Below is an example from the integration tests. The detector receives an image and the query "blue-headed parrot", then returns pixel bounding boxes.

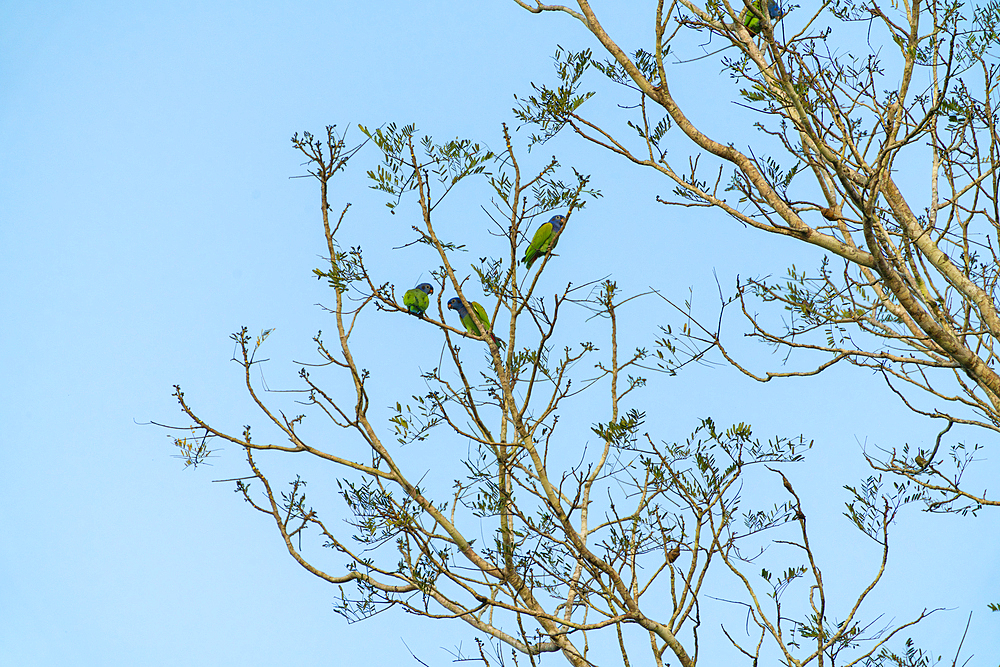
[743,0,783,35]
[447,297,504,349]
[522,214,566,270]
[403,283,434,317]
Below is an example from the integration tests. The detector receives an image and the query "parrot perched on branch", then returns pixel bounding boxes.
[403,283,434,317]
[447,297,504,349]
[743,0,783,35]
[522,214,566,270]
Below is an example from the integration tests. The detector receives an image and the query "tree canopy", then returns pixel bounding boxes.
[167,1,1000,665]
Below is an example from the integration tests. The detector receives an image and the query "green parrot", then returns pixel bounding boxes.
[522,214,566,270]
[403,283,434,317]
[743,0,783,35]
[447,297,505,349]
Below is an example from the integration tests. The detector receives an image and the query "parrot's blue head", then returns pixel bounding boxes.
[447,297,464,312]
[416,283,434,295]
[767,0,783,18]
[550,214,566,230]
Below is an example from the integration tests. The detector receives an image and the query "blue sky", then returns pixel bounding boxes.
[2,1,998,665]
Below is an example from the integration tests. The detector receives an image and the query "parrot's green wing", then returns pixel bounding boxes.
[403,288,430,316]
[457,301,505,349]
[471,302,491,333]
[522,221,554,269]
[743,0,782,34]
[744,0,762,32]
[472,302,505,349]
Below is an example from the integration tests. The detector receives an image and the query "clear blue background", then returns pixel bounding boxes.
[3,2,997,664]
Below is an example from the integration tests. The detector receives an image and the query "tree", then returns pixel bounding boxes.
[166,123,954,667]
[163,0,1000,664]
[511,0,1000,514]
